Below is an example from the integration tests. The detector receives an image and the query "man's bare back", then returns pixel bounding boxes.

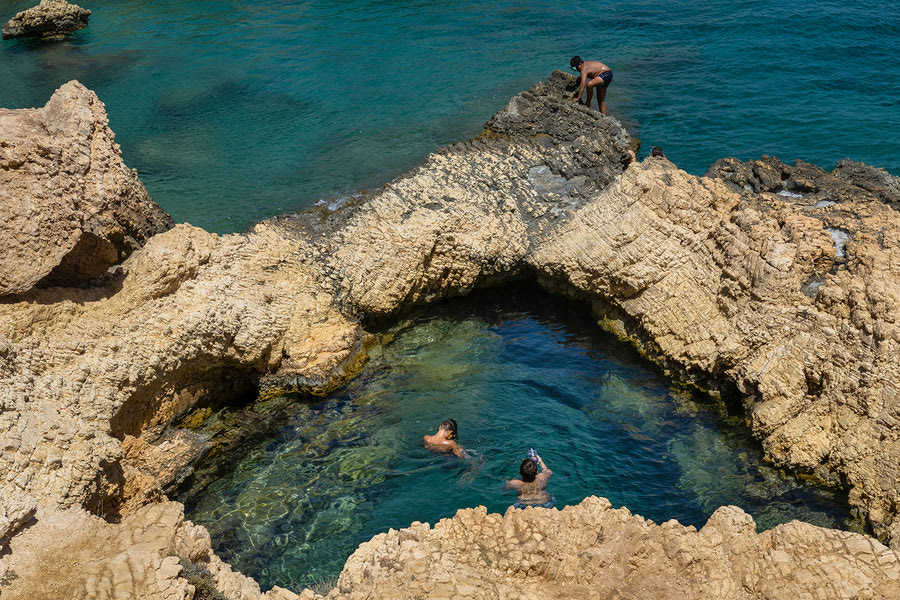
[580,60,610,81]
[423,418,465,457]
[570,55,613,115]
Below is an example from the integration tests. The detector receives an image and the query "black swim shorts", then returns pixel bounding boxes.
[598,70,613,86]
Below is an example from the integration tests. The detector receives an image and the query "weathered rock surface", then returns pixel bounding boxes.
[707,154,900,208]
[3,72,900,598]
[0,220,364,517]
[832,159,900,208]
[0,80,173,296]
[329,498,900,600]
[0,485,36,553]
[2,0,91,40]
[0,499,300,600]
[2,496,899,600]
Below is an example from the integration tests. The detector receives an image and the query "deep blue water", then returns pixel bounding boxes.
[1,0,897,233]
[183,290,851,591]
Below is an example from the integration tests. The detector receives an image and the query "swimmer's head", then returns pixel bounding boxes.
[651,146,665,157]
[519,458,538,483]
[570,56,583,71]
[440,418,458,439]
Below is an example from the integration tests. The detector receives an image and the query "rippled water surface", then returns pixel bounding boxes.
[182,289,851,591]
[2,0,897,232]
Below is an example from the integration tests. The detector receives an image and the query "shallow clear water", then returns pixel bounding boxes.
[183,290,851,591]
[2,0,897,232]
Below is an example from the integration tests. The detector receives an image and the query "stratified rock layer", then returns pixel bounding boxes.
[332,498,900,600]
[2,72,900,598]
[2,0,91,40]
[0,80,173,296]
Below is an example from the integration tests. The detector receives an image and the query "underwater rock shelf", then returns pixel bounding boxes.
[2,72,900,598]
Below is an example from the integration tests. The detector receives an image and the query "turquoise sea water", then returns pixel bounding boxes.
[181,289,851,591]
[1,0,898,233]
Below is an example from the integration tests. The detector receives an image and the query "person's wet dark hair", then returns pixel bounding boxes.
[651,146,665,158]
[441,418,458,439]
[570,55,583,70]
[519,458,537,482]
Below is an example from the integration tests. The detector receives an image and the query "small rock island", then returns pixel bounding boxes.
[2,0,91,40]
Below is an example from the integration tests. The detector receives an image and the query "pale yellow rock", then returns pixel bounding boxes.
[0,80,172,295]
[3,73,900,600]
[328,499,900,600]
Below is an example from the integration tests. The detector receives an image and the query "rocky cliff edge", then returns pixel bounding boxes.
[2,73,900,598]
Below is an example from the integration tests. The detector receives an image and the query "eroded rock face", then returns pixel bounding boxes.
[833,158,900,208]
[0,80,173,296]
[0,221,365,517]
[3,74,900,598]
[0,485,36,554]
[331,498,900,600]
[707,154,900,208]
[2,0,91,40]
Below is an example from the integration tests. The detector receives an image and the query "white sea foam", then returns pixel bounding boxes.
[826,228,850,258]
[315,193,361,212]
[801,278,824,298]
[528,165,583,198]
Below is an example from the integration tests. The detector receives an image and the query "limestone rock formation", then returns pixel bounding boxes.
[833,158,900,208]
[707,154,900,207]
[0,499,300,600]
[0,485,36,554]
[2,0,91,40]
[532,156,900,548]
[0,220,364,518]
[330,498,900,600]
[3,496,898,600]
[0,80,173,296]
[3,73,900,598]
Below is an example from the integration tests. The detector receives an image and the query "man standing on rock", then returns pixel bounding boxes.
[570,55,612,115]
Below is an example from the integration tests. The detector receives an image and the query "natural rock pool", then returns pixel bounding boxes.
[180,287,852,591]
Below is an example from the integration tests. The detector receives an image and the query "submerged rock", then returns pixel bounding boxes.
[2,0,91,40]
[2,73,900,598]
[0,80,173,296]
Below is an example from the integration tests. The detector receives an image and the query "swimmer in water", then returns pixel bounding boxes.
[423,418,465,458]
[504,452,554,509]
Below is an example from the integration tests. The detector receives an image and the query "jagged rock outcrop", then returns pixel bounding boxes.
[0,80,173,296]
[0,221,365,517]
[3,73,900,598]
[0,500,300,600]
[0,485,36,556]
[329,498,900,600]
[707,154,900,208]
[2,0,91,40]
[3,496,898,600]
[833,159,900,208]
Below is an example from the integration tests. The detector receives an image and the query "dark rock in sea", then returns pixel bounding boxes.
[833,158,900,209]
[706,154,897,207]
[2,0,91,41]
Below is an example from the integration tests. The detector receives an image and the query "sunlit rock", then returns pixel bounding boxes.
[0,80,172,296]
[2,72,900,598]
[2,0,91,40]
